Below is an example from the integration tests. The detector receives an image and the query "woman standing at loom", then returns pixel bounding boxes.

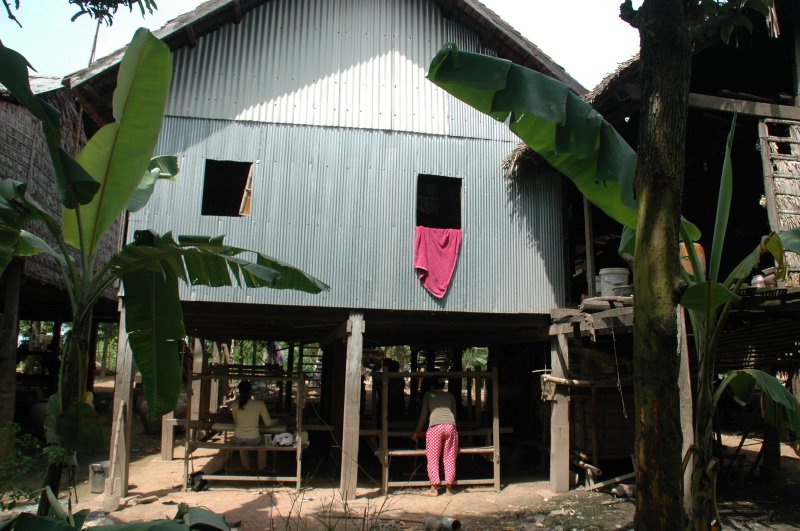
[413,378,458,496]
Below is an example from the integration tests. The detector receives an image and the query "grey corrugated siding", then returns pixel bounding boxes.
[166,0,515,141]
[131,117,564,314]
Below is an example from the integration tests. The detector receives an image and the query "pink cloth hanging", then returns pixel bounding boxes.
[414,226,463,298]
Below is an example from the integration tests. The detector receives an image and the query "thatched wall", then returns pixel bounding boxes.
[0,87,119,301]
[763,120,800,287]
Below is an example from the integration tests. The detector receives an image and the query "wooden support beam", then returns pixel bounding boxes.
[339,311,364,500]
[627,83,800,120]
[0,260,21,463]
[549,334,570,493]
[106,302,134,504]
[583,196,596,298]
[190,338,203,421]
[491,366,501,492]
[209,342,221,413]
[678,309,694,515]
[161,409,175,461]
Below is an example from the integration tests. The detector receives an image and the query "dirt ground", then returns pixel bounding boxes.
[10,378,800,530]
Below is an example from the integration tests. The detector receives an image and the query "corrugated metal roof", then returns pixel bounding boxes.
[66,0,585,126]
[132,116,565,314]
[163,0,515,140]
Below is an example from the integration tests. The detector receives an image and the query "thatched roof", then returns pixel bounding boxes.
[65,0,585,126]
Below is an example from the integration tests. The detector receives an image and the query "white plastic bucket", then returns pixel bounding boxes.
[599,268,630,297]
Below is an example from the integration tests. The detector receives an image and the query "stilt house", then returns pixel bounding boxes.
[66,0,586,497]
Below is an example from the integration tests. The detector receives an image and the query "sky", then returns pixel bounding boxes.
[0,0,640,90]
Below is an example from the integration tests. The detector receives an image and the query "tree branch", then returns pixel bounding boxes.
[688,10,738,42]
[620,0,639,29]
[2,0,21,28]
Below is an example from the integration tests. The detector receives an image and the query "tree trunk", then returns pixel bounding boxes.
[0,259,22,463]
[38,314,93,515]
[631,1,690,528]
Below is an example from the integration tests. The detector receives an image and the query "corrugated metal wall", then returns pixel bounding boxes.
[166,0,516,140]
[133,116,565,314]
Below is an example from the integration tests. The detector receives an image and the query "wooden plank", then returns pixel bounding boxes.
[583,471,635,491]
[678,309,694,514]
[190,442,304,451]
[209,342,221,413]
[339,311,364,500]
[381,446,493,457]
[688,93,800,121]
[295,370,304,491]
[190,338,203,421]
[0,260,21,463]
[491,366,500,492]
[381,369,389,494]
[627,83,800,120]
[108,303,134,498]
[204,475,299,482]
[387,478,496,488]
[161,410,175,461]
[550,334,570,493]
[103,401,127,511]
[583,196,596,297]
[548,307,635,336]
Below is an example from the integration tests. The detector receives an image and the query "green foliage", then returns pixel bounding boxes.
[463,347,488,370]
[67,0,158,24]
[0,29,329,441]
[63,30,172,263]
[0,502,230,530]
[2,0,158,27]
[126,156,178,213]
[0,423,44,511]
[426,43,700,241]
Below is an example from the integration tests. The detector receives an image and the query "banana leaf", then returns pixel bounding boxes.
[62,28,172,260]
[426,44,700,239]
[55,402,105,452]
[714,369,800,436]
[0,179,65,273]
[115,231,329,416]
[122,268,184,419]
[126,155,180,212]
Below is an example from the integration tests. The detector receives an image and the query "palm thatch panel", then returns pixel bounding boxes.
[762,119,800,287]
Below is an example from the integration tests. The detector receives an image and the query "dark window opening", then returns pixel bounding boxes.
[201,159,253,216]
[416,174,462,229]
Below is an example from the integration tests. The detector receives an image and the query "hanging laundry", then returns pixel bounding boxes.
[414,226,463,298]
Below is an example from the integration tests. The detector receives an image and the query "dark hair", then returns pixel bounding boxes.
[422,377,445,393]
[238,380,252,409]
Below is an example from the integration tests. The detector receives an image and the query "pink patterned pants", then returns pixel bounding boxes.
[425,423,458,485]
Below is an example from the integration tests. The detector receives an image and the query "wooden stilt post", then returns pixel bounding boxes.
[105,301,134,506]
[339,311,364,500]
[381,369,389,494]
[209,342,221,413]
[0,259,21,463]
[191,338,203,422]
[491,366,501,492]
[678,309,694,514]
[550,333,570,493]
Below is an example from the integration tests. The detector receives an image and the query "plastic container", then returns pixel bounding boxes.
[599,268,630,297]
[89,460,110,493]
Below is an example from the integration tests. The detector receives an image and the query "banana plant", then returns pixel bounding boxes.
[0,28,328,506]
[426,45,800,526]
[677,115,800,528]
